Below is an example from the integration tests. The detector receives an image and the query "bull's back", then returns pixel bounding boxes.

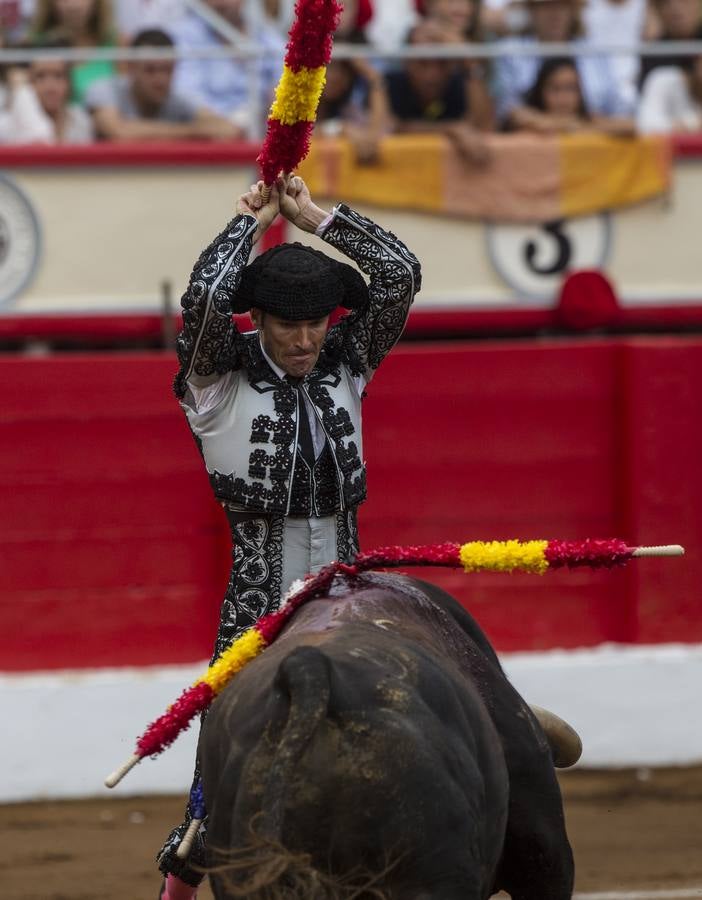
[201,594,510,898]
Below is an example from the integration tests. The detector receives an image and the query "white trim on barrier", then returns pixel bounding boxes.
[501,643,702,769]
[4,38,702,63]
[573,890,702,899]
[497,890,702,899]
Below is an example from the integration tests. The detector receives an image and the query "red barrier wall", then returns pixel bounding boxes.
[2,336,700,672]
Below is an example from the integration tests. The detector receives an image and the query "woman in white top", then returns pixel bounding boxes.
[0,56,94,143]
[637,57,702,132]
[0,67,54,143]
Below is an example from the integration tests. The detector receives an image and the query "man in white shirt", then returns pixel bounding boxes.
[86,28,238,141]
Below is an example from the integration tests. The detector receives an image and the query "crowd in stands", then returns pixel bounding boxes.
[1,0,702,147]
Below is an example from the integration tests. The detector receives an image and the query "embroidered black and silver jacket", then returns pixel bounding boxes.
[159,205,422,883]
[173,204,421,517]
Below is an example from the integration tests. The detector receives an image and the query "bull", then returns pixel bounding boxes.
[199,573,577,899]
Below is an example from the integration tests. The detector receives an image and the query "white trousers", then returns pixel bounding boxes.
[281,515,338,597]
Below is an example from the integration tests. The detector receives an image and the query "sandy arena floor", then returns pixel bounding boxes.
[2,766,702,900]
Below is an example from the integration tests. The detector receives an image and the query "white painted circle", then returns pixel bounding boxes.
[0,176,41,307]
[485,214,612,303]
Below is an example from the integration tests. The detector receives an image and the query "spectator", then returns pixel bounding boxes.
[422,0,496,116]
[86,27,238,140]
[479,0,529,37]
[1,0,35,42]
[332,0,374,41]
[520,56,589,127]
[639,0,702,87]
[493,0,634,128]
[28,53,94,140]
[423,0,480,39]
[170,0,284,133]
[385,19,493,164]
[638,54,702,132]
[0,64,54,142]
[317,56,390,162]
[515,56,635,134]
[113,0,186,40]
[582,0,649,110]
[263,0,374,41]
[365,0,417,51]
[29,0,122,103]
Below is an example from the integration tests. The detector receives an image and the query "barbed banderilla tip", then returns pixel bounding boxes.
[632,544,685,558]
[104,753,141,788]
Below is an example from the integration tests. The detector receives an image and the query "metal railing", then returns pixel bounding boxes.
[3,38,702,63]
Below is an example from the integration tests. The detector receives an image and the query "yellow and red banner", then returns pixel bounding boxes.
[298,133,671,223]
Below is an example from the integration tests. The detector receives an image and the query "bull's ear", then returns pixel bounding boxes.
[530,705,583,768]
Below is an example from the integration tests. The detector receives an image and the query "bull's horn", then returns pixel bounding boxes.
[529,705,583,768]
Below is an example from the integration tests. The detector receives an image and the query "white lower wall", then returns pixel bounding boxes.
[3,664,203,803]
[3,643,702,802]
[502,643,702,768]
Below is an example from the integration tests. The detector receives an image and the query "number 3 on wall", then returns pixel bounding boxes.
[485,213,612,302]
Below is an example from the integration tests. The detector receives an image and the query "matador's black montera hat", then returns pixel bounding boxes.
[234,242,369,320]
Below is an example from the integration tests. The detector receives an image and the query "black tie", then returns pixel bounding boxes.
[287,377,316,469]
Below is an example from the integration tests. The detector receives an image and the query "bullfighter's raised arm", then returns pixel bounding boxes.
[174,185,282,397]
[319,204,422,377]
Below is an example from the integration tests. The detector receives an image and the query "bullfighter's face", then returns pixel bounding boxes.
[252,310,330,379]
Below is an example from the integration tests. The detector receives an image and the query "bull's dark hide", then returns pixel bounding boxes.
[200,574,574,900]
